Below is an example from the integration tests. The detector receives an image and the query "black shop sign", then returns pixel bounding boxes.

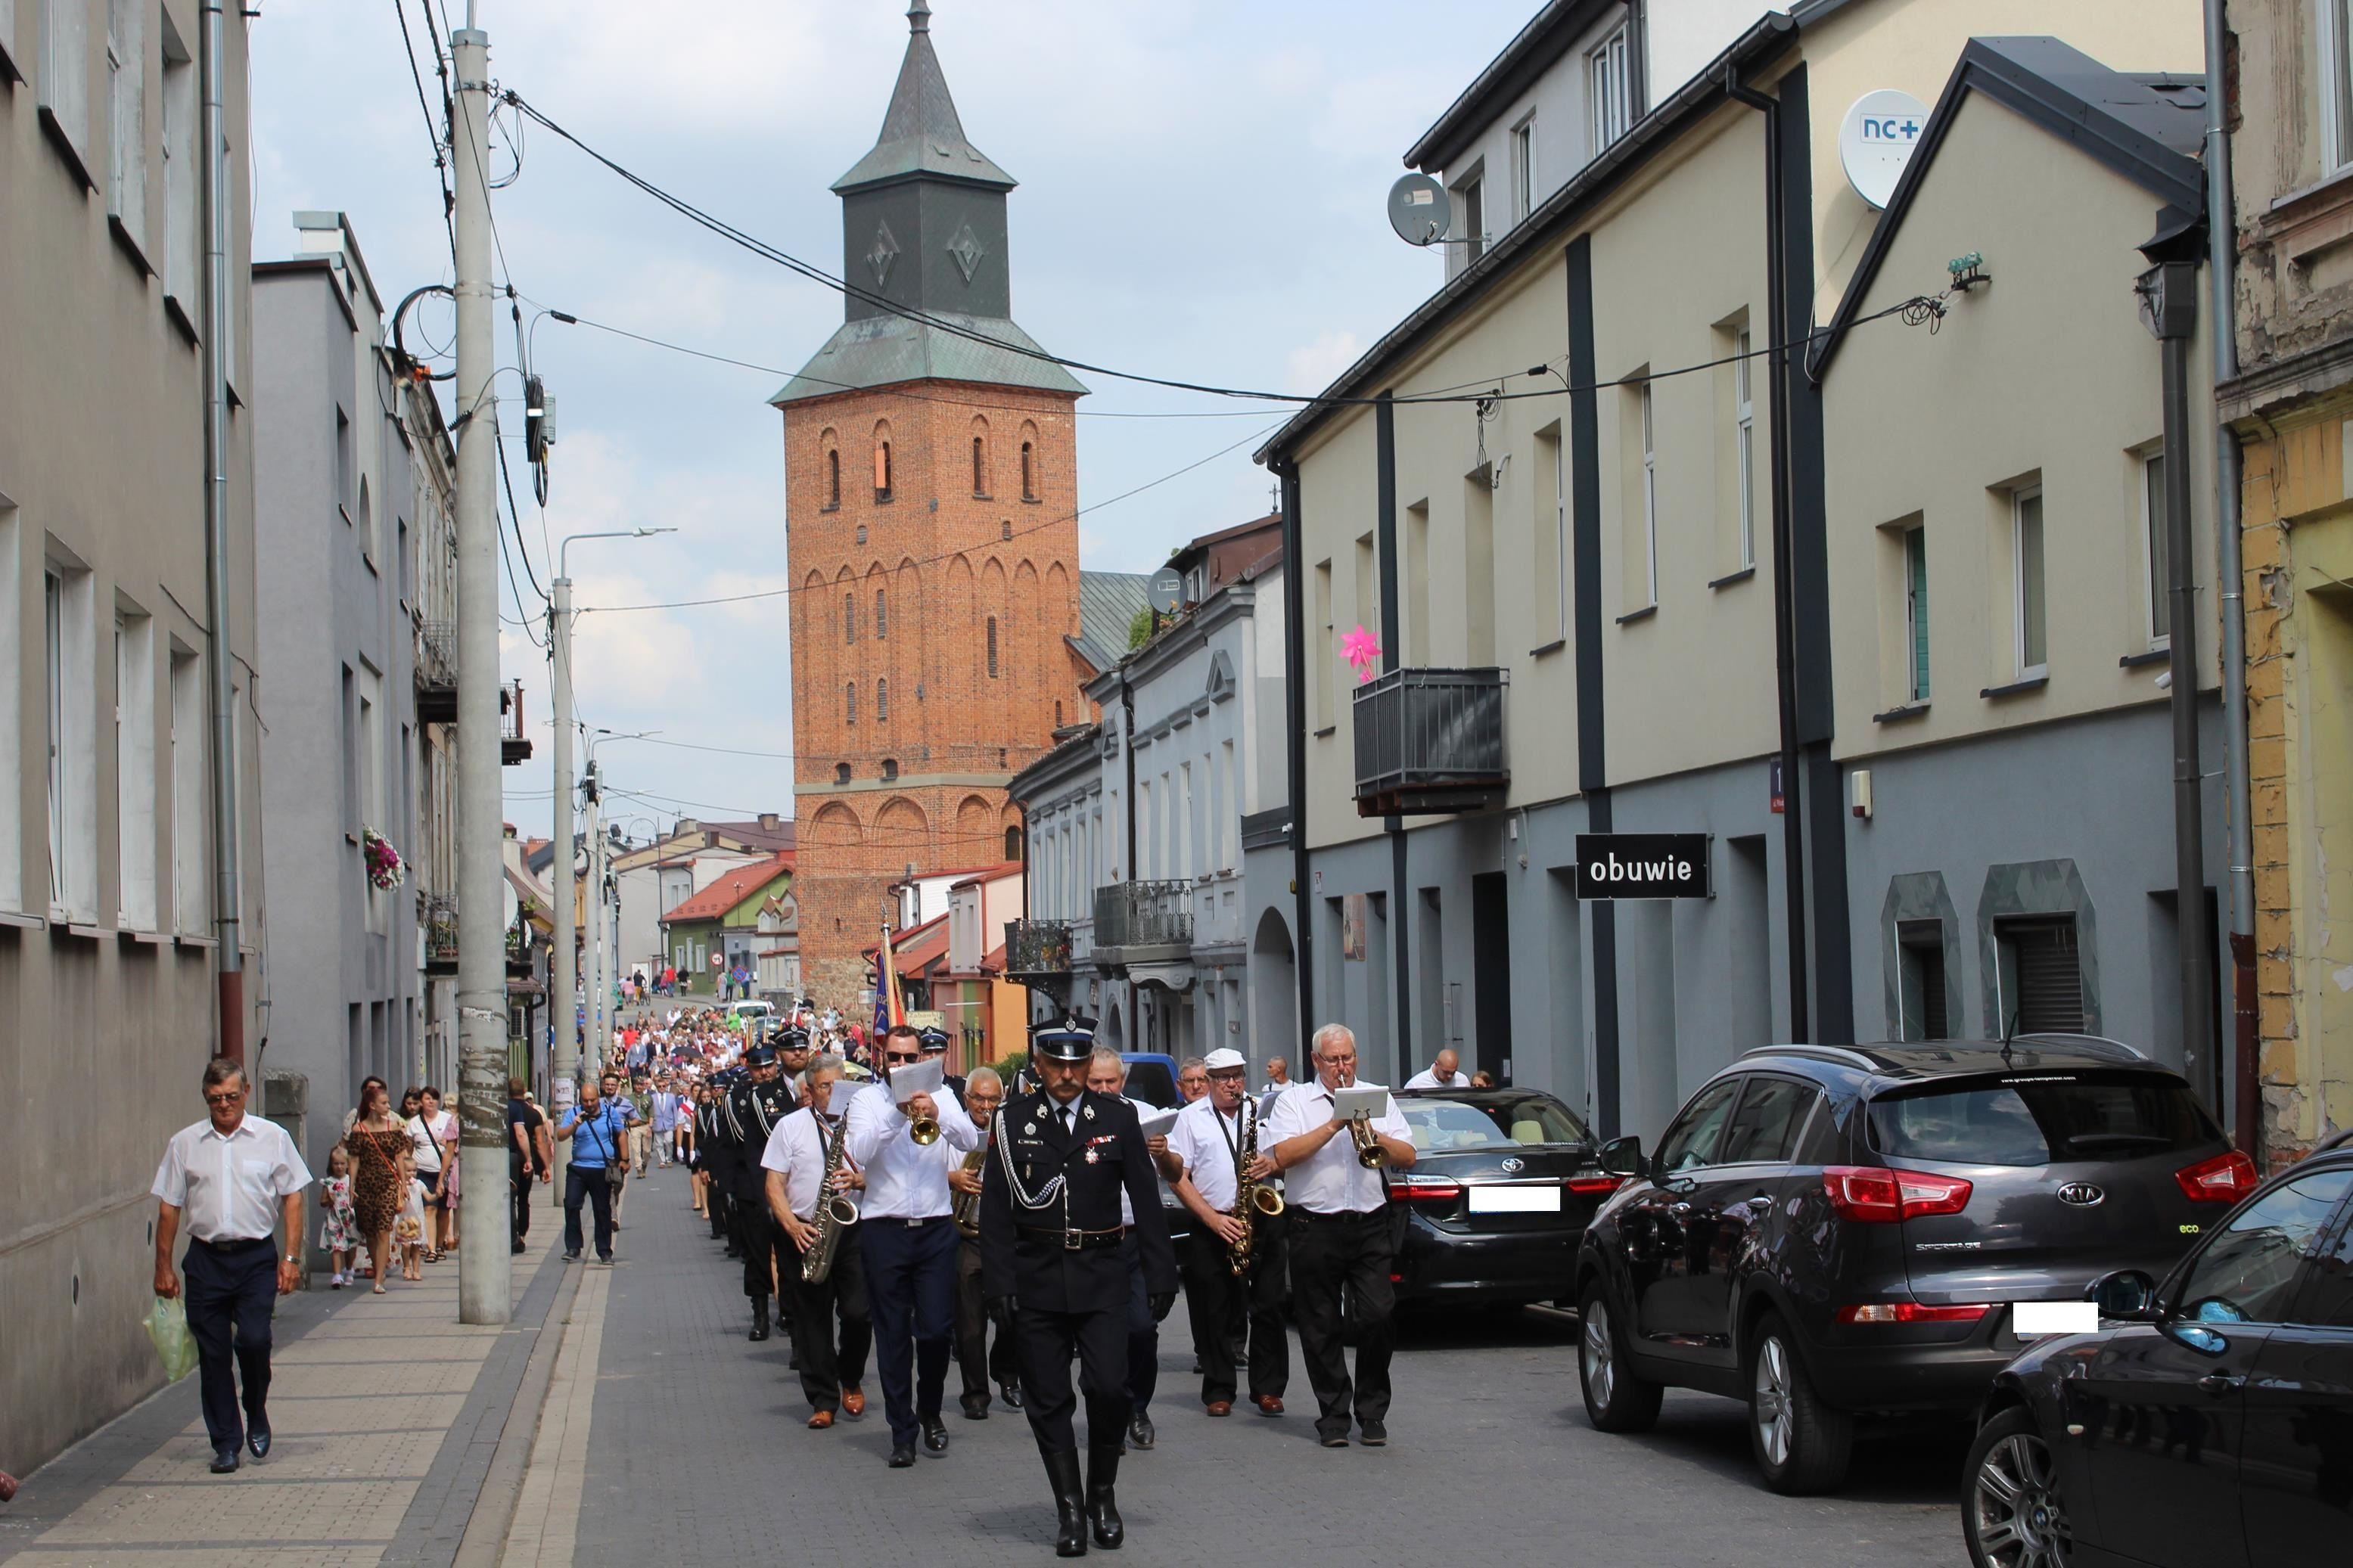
[1574,834,1712,900]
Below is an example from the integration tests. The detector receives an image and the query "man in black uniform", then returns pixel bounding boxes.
[726,1048,797,1341]
[918,1026,967,1099]
[706,1068,744,1252]
[980,1025,1178,1557]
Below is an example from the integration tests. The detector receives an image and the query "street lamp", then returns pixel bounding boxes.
[581,727,654,1073]
[546,524,672,1190]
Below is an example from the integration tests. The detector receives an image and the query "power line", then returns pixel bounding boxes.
[496,433,550,604]
[390,0,455,259]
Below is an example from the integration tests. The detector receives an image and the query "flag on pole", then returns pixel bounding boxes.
[875,924,905,1038]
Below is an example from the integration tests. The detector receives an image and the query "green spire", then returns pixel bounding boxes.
[832,2,1015,194]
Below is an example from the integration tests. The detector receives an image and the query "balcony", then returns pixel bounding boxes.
[500,679,533,765]
[423,892,458,975]
[1353,666,1509,817]
[1004,918,1074,983]
[415,620,457,724]
[1093,879,1193,970]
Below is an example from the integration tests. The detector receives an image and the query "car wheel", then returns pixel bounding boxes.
[1577,1284,1662,1433]
[1963,1407,2074,1568]
[1747,1312,1852,1494]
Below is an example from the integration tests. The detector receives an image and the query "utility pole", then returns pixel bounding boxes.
[583,765,603,1074]
[548,577,575,1195]
[452,17,509,1325]
[199,0,244,1061]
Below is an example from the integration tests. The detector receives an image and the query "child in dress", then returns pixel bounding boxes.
[321,1144,359,1287]
[396,1148,427,1281]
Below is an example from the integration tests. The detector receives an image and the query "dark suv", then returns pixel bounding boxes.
[1572,1039,2252,1494]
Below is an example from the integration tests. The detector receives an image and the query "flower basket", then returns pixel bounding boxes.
[361,827,406,891]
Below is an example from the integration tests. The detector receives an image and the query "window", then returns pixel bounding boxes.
[0,505,17,909]
[1655,1076,1744,1173]
[874,439,892,501]
[2324,0,2353,172]
[880,757,897,781]
[335,408,354,518]
[1904,524,1930,702]
[171,647,204,930]
[45,559,96,918]
[1313,559,1334,725]
[1054,700,1064,728]
[844,591,856,644]
[1717,1077,1819,1165]
[1006,824,1023,861]
[1735,328,1756,570]
[1868,1073,2220,1168]
[39,0,91,165]
[1456,176,1484,263]
[115,608,157,927]
[875,587,887,640]
[825,447,841,508]
[1896,921,1948,1039]
[844,682,856,724]
[1510,116,1536,222]
[1590,22,1631,151]
[1020,441,1036,501]
[2172,1170,2352,1324]
[1994,914,2081,1036]
[2143,452,2172,646]
[160,11,197,309]
[834,761,851,784]
[1638,380,1658,607]
[2013,486,2047,676]
[875,678,887,723]
[106,0,145,250]
[986,616,999,677]
[972,435,987,496]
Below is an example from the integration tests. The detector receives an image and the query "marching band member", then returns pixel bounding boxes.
[726,1046,796,1342]
[762,1053,870,1429]
[947,1065,1021,1418]
[1083,1048,1164,1452]
[1164,1047,1289,1417]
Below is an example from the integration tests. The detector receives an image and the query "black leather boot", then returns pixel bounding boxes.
[748,1296,769,1342]
[1085,1443,1124,1549]
[1044,1448,1087,1557]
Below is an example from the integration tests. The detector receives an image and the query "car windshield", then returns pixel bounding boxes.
[1399,1094,1590,1151]
[1867,1072,2217,1167]
[1122,1061,1177,1110]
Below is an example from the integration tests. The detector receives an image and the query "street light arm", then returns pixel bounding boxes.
[558,527,677,579]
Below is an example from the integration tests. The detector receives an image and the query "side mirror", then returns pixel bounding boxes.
[1599,1135,1649,1179]
[2089,1268,2159,1321]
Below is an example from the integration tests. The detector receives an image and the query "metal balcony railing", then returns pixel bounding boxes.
[423,892,458,971]
[1004,918,1073,980]
[1093,879,1193,957]
[1353,666,1509,816]
[500,679,533,765]
[415,621,458,722]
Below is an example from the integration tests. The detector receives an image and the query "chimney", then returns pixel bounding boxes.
[760,812,781,831]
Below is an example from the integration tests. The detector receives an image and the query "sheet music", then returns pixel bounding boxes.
[887,1057,946,1104]
[1332,1084,1391,1121]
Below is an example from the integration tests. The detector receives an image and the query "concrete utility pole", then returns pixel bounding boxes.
[548,574,575,1194]
[451,18,509,1325]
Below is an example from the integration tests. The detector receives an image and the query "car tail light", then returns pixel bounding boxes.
[1565,1175,1624,1196]
[1822,1166,1973,1223]
[2175,1149,2258,1204]
[1389,1177,1462,1203]
[1835,1302,1991,1325]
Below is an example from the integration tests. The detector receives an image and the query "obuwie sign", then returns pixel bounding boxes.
[1574,833,1712,900]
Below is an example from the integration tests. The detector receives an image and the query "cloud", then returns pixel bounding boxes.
[1286,329,1363,394]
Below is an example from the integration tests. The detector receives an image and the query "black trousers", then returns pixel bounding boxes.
[182,1237,277,1452]
[1121,1232,1158,1417]
[859,1217,958,1445]
[735,1196,783,1302]
[1287,1208,1395,1437]
[954,1238,1019,1405]
[785,1229,872,1412]
[509,1153,533,1244]
[1016,1298,1130,1458]
[1182,1224,1290,1405]
[563,1165,614,1258]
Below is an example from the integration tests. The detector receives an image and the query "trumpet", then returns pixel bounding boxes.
[909,1110,941,1145]
[1347,1112,1390,1169]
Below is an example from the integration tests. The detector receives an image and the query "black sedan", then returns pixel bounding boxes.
[1963,1136,2353,1568]
[1391,1088,1620,1309]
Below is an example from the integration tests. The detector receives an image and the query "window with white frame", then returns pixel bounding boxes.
[45,555,96,919]
[105,0,144,248]
[1590,22,1632,153]
[2143,452,2173,646]
[1,2,20,80]
[2323,0,2353,172]
[160,13,196,309]
[0,504,16,910]
[171,644,206,933]
[39,0,90,165]
[1511,115,1536,222]
[1534,426,1567,641]
[1456,175,1485,263]
[115,607,157,927]
[1735,328,1757,571]
[2013,486,2048,678]
[1902,525,1930,703]
[1639,380,1659,607]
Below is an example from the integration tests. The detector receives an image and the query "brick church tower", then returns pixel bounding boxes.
[774,2,1096,1008]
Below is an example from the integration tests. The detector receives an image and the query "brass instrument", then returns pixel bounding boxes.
[800,1108,861,1285]
[909,1110,942,1145]
[1347,1111,1391,1169]
[952,1148,987,1239]
[1229,1106,1284,1276]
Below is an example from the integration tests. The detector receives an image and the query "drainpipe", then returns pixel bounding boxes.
[1279,461,1315,1056]
[2204,0,2259,1157]
[1121,669,1138,1049]
[1726,63,1811,1042]
[200,0,245,1060]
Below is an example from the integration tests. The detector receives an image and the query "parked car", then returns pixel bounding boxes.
[1391,1087,1620,1309]
[725,999,773,1029]
[1573,1038,2249,1494]
[1118,1052,1181,1112]
[1962,1138,2353,1568]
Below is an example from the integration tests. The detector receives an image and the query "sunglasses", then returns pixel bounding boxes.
[204,1089,244,1106]
[882,1051,922,1064]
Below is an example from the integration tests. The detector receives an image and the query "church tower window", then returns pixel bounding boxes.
[987,616,999,677]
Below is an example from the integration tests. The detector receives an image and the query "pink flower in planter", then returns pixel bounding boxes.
[1340,625,1382,685]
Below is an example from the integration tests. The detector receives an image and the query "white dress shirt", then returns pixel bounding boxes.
[844,1085,979,1219]
[1403,1068,1471,1091]
[151,1115,313,1242]
[1263,1079,1410,1215]
[1167,1096,1251,1212]
[760,1104,853,1221]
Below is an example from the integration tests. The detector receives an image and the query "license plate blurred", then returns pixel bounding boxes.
[1469,1186,1560,1215]
[2011,1301,2097,1338]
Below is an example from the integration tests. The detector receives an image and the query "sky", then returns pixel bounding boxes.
[249,0,1536,844]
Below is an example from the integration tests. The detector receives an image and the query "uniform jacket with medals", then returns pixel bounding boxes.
[978,1088,1178,1313]
[723,1079,795,1203]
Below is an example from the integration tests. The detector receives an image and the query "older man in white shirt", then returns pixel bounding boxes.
[1402,1048,1471,1091]
[151,1057,312,1473]
[1263,1023,1416,1449]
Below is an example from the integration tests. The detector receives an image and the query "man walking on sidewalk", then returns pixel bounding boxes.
[151,1057,311,1474]
[556,1073,630,1262]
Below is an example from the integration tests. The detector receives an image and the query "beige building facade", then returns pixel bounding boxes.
[0,0,266,1474]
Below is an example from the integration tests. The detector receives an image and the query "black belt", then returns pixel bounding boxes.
[191,1234,274,1253]
[867,1215,946,1229]
[1015,1224,1124,1253]
[1291,1207,1385,1224]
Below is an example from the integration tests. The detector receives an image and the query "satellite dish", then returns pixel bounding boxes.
[1148,566,1185,613]
[1839,88,1930,210]
[1388,172,1450,247]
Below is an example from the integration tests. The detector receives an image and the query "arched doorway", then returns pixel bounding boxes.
[1250,907,1297,1070]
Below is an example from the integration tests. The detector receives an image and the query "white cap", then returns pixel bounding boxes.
[1203,1048,1248,1071]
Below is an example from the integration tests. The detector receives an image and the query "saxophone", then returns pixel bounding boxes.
[800,1110,861,1285]
[1228,1105,1285,1277]
[952,1148,987,1239]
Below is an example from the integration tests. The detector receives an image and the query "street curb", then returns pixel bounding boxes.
[450,1253,585,1568]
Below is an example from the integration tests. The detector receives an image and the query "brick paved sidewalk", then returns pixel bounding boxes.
[0,1200,579,1568]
